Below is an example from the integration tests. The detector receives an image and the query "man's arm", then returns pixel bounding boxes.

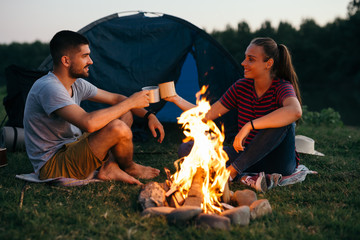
[67,88,165,142]
[88,88,127,105]
[54,90,150,133]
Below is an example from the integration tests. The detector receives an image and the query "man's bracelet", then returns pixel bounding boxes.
[144,111,155,120]
[250,119,256,130]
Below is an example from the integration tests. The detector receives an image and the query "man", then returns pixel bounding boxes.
[24,30,165,185]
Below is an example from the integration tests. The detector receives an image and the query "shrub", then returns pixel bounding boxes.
[300,105,343,127]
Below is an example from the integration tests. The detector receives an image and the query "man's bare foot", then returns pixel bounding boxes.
[125,163,160,179]
[98,161,142,185]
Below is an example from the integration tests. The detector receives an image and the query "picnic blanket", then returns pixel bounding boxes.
[277,164,317,186]
[15,171,102,187]
[238,164,317,189]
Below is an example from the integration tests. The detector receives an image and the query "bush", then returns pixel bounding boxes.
[300,105,343,127]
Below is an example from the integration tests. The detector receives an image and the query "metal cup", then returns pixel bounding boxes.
[142,86,160,103]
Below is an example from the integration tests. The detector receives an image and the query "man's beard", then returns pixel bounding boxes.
[69,64,90,79]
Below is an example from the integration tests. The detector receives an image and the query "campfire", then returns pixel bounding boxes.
[139,87,272,229]
[165,86,230,213]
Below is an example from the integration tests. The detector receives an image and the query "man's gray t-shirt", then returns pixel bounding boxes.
[23,72,97,173]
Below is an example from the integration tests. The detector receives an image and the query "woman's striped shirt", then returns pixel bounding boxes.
[220,78,297,146]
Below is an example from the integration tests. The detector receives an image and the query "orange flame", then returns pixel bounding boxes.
[171,86,230,214]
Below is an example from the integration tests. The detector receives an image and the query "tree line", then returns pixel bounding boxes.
[0,1,359,125]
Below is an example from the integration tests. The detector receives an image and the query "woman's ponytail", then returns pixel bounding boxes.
[277,44,302,105]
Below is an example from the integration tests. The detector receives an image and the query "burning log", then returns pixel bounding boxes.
[164,167,173,183]
[173,191,185,205]
[187,167,205,198]
[221,181,231,204]
[165,185,178,197]
[183,197,203,207]
[169,195,181,208]
[168,191,185,208]
[165,167,206,208]
[183,167,205,208]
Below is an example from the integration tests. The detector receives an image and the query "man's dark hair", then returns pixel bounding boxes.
[50,30,89,66]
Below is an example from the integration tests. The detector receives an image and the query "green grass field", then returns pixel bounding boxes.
[0,86,359,240]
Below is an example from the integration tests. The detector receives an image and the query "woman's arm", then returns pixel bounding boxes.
[204,101,230,121]
[165,94,230,122]
[233,96,302,152]
[251,97,302,130]
[164,94,196,111]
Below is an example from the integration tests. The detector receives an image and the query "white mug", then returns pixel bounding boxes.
[159,81,176,99]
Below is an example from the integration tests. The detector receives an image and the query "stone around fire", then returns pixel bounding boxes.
[141,207,175,217]
[250,199,272,220]
[166,206,202,225]
[231,189,257,207]
[138,182,167,210]
[196,213,231,230]
[221,206,250,226]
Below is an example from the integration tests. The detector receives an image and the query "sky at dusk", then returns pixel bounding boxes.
[0,0,351,44]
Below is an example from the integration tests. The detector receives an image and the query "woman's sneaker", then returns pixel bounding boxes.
[266,173,282,190]
[240,172,268,193]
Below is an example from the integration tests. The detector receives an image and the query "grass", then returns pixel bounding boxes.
[0,85,359,239]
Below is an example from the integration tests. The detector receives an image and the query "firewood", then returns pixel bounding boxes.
[165,185,178,197]
[169,194,181,208]
[183,196,202,207]
[187,167,205,198]
[221,181,231,204]
[183,167,205,207]
[164,167,172,183]
[174,191,185,206]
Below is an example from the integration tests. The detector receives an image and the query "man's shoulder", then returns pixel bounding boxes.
[31,72,61,91]
[73,78,94,88]
[33,72,55,85]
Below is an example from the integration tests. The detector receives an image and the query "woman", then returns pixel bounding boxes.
[166,37,302,192]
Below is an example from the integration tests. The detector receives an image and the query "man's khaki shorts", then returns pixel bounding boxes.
[39,133,108,180]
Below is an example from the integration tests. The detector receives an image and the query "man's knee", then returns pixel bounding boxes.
[120,111,133,128]
[106,119,133,141]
